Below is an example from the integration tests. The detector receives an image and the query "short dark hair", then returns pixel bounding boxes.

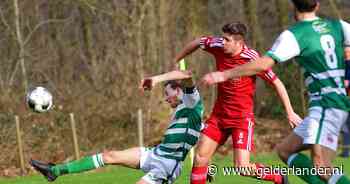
[221,22,247,40]
[291,0,318,13]
[164,80,181,89]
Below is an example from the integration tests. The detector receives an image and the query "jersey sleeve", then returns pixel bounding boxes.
[257,68,278,84]
[340,20,350,47]
[182,87,200,109]
[265,30,300,63]
[199,36,224,54]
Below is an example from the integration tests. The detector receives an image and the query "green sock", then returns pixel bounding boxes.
[51,153,104,176]
[287,153,325,184]
[329,175,350,184]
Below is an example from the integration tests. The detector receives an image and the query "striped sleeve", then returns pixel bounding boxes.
[257,68,277,84]
[340,20,350,47]
[199,36,224,53]
[240,46,260,60]
[241,46,277,84]
[265,30,300,63]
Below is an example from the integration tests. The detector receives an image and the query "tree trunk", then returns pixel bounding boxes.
[328,0,342,18]
[243,0,264,52]
[275,0,289,30]
[14,0,28,92]
[78,3,99,89]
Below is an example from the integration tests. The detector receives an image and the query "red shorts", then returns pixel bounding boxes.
[202,114,255,151]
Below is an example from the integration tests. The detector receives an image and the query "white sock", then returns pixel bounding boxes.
[287,153,298,167]
[328,174,343,184]
[92,153,105,168]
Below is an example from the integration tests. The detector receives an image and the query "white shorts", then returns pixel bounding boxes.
[139,147,182,184]
[294,107,348,151]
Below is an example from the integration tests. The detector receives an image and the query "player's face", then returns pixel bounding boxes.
[222,33,242,55]
[164,85,181,108]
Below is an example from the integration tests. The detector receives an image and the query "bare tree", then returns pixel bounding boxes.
[275,0,289,30]
[13,0,28,92]
[243,0,264,52]
[328,0,342,18]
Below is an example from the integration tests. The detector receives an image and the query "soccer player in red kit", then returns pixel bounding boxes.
[173,22,302,184]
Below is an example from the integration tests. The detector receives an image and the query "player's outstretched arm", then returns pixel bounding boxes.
[271,78,302,128]
[140,70,192,91]
[200,56,275,86]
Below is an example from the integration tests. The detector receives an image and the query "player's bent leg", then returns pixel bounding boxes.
[230,124,286,184]
[308,108,350,183]
[275,133,326,184]
[311,144,334,181]
[233,148,254,174]
[312,144,350,183]
[193,134,219,166]
[191,134,219,184]
[30,147,142,182]
[276,107,337,184]
[102,147,141,169]
[275,132,305,163]
[234,148,284,184]
[30,152,105,182]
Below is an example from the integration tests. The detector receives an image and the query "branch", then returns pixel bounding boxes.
[23,18,71,46]
[0,6,11,31]
[79,0,113,16]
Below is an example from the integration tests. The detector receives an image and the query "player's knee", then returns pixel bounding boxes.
[312,153,324,168]
[312,154,330,181]
[102,150,119,164]
[193,153,210,166]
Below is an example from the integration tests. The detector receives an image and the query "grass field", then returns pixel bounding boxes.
[1,153,349,184]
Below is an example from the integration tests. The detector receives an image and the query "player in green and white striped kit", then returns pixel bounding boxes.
[30,70,203,184]
[200,0,350,183]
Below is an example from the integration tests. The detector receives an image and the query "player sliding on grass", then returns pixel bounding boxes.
[173,22,301,184]
[201,0,350,183]
[30,70,204,184]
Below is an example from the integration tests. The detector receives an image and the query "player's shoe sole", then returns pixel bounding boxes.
[29,159,57,182]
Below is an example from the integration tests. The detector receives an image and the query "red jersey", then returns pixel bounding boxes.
[200,36,277,128]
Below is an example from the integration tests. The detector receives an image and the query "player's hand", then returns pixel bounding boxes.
[287,111,302,128]
[200,71,227,86]
[140,78,156,91]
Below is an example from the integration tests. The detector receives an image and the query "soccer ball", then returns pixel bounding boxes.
[26,87,53,113]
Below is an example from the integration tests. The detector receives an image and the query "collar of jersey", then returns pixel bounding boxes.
[300,16,320,22]
[175,103,186,113]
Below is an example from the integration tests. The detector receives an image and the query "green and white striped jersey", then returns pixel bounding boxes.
[155,87,204,161]
[266,17,350,110]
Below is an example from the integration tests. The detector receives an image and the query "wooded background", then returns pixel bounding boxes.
[0,0,350,174]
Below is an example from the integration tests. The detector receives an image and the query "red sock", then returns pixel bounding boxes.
[191,166,208,184]
[255,163,282,184]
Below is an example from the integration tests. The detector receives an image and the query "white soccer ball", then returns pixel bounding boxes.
[26,86,53,113]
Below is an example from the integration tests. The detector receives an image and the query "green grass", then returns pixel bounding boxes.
[1,153,349,184]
